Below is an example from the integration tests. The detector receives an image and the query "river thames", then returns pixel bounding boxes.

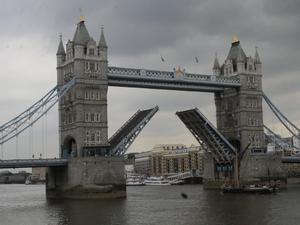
[1,184,300,225]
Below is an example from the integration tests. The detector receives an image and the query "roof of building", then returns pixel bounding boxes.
[254,47,261,64]
[56,35,66,55]
[73,21,91,45]
[226,41,247,63]
[99,26,107,48]
[213,54,220,69]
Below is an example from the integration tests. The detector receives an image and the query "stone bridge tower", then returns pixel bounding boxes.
[48,19,125,199]
[214,37,265,154]
[56,18,109,158]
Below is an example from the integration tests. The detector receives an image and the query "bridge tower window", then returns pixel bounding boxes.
[90,62,96,72]
[91,133,95,142]
[96,131,101,143]
[96,113,100,122]
[89,48,95,56]
[86,131,90,144]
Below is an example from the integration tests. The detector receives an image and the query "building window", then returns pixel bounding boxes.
[91,113,95,122]
[90,62,95,72]
[86,131,90,143]
[96,131,101,143]
[85,91,89,100]
[89,48,95,56]
[85,113,89,122]
[91,133,95,142]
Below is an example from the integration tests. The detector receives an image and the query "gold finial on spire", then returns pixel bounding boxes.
[79,8,85,22]
[232,34,239,43]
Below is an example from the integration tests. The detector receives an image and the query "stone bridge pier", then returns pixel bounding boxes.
[46,158,126,199]
[47,19,126,199]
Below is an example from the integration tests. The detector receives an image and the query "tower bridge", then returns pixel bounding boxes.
[0,18,297,198]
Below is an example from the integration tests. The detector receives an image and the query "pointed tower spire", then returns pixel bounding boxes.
[213,52,220,69]
[236,47,245,62]
[73,20,90,45]
[226,36,246,62]
[213,52,221,75]
[99,26,107,48]
[56,34,66,55]
[254,46,261,64]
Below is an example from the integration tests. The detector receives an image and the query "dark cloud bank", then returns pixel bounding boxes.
[0,0,299,156]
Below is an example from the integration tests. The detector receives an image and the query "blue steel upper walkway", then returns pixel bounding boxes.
[0,159,68,169]
[107,66,241,92]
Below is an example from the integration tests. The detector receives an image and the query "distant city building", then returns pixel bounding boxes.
[0,170,30,184]
[266,133,300,155]
[134,144,204,176]
[135,151,152,176]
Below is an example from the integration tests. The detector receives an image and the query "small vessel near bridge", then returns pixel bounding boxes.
[221,184,278,194]
[144,177,171,186]
[126,175,145,186]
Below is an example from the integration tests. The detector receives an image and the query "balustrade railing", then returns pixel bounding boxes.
[108,66,240,85]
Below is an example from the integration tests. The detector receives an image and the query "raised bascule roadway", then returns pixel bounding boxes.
[0,19,299,198]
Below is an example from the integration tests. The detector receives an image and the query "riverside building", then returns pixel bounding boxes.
[134,144,204,176]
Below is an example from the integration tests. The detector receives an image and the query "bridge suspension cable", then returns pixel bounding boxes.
[264,125,299,150]
[0,78,75,145]
[263,93,300,141]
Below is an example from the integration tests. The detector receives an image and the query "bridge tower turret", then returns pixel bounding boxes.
[212,53,221,75]
[215,37,265,154]
[57,18,109,158]
[56,34,66,88]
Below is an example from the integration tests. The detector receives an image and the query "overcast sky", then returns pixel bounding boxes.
[0,0,299,159]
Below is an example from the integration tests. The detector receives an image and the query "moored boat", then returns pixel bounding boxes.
[170,179,184,185]
[144,177,171,186]
[221,184,278,194]
[243,184,277,194]
[126,176,145,186]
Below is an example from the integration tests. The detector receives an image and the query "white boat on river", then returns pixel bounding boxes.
[144,177,171,186]
[126,175,145,186]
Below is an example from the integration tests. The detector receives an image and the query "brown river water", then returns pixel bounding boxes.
[0,184,300,225]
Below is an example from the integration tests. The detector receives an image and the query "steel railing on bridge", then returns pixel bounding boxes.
[108,66,241,92]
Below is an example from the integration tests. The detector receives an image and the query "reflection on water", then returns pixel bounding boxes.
[1,184,300,225]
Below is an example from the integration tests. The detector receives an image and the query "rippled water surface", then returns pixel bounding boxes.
[1,184,300,225]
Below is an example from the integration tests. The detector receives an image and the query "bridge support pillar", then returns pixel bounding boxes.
[46,157,126,199]
[239,154,286,186]
[202,152,287,189]
[202,153,233,188]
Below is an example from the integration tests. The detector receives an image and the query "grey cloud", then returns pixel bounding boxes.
[0,0,299,156]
